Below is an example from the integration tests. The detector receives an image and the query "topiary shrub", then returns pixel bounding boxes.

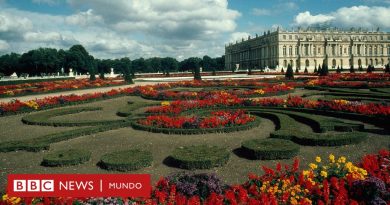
[170,145,230,170]
[41,149,91,166]
[241,138,299,160]
[99,149,152,171]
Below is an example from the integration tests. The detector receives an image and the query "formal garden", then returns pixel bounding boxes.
[0,73,389,204]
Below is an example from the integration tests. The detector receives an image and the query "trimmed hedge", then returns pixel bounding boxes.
[130,116,261,135]
[0,121,133,152]
[271,130,368,146]
[22,107,127,127]
[258,109,364,133]
[99,149,152,171]
[41,149,91,166]
[170,145,230,170]
[241,138,300,160]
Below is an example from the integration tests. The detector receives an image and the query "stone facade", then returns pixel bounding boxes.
[225,28,390,72]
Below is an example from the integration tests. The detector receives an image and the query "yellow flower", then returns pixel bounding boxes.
[320,171,328,178]
[315,156,321,163]
[338,156,346,163]
[161,101,170,106]
[329,154,335,163]
[254,89,265,95]
[309,163,318,170]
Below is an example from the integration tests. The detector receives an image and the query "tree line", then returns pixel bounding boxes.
[0,44,226,78]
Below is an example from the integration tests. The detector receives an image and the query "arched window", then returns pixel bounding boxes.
[340,59,343,67]
[283,46,287,56]
[289,46,292,56]
[332,59,336,68]
[284,60,287,68]
[369,46,372,55]
[290,60,294,67]
[358,59,362,66]
[305,59,309,67]
[374,46,377,55]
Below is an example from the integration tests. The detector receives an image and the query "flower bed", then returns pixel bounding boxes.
[138,110,255,129]
[2,150,389,205]
[0,78,126,98]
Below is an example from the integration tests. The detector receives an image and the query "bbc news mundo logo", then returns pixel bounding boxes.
[7,174,151,197]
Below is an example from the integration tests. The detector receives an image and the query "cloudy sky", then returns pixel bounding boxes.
[0,0,390,60]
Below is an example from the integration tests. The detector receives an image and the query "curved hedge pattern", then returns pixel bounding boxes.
[241,138,300,160]
[41,149,91,166]
[170,145,230,170]
[99,149,153,171]
[22,107,126,127]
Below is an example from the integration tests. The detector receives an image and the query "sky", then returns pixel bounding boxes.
[1,0,390,60]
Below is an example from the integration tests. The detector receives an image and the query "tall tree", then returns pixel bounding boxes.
[350,65,355,73]
[320,64,329,76]
[66,44,91,74]
[0,53,21,76]
[285,64,294,79]
[119,57,133,83]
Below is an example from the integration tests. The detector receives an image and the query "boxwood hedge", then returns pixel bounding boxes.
[241,138,299,160]
[170,145,230,170]
[98,149,152,171]
[22,107,127,127]
[41,149,91,166]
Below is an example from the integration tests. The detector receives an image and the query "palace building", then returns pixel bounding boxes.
[225,28,390,72]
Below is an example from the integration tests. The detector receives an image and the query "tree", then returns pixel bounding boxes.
[385,64,390,73]
[359,65,363,72]
[285,64,294,79]
[116,57,133,84]
[180,57,202,80]
[336,65,341,73]
[313,66,318,73]
[65,45,92,74]
[320,64,329,76]
[202,55,216,72]
[304,67,308,74]
[295,67,299,74]
[350,65,355,73]
[0,53,21,76]
[88,55,96,81]
[132,58,148,73]
[147,57,162,73]
[161,57,178,76]
[281,68,284,73]
[317,64,322,75]
[215,55,225,71]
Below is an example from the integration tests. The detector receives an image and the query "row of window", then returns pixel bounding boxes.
[281,34,390,41]
[282,58,389,68]
[282,45,390,56]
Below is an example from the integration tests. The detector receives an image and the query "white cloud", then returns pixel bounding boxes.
[67,0,240,40]
[0,0,240,59]
[294,6,390,29]
[294,11,335,26]
[65,9,103,26]
[251,8,271,16]
[0,40,10,51]
[229,32,251,43]
[24,31,62,42]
